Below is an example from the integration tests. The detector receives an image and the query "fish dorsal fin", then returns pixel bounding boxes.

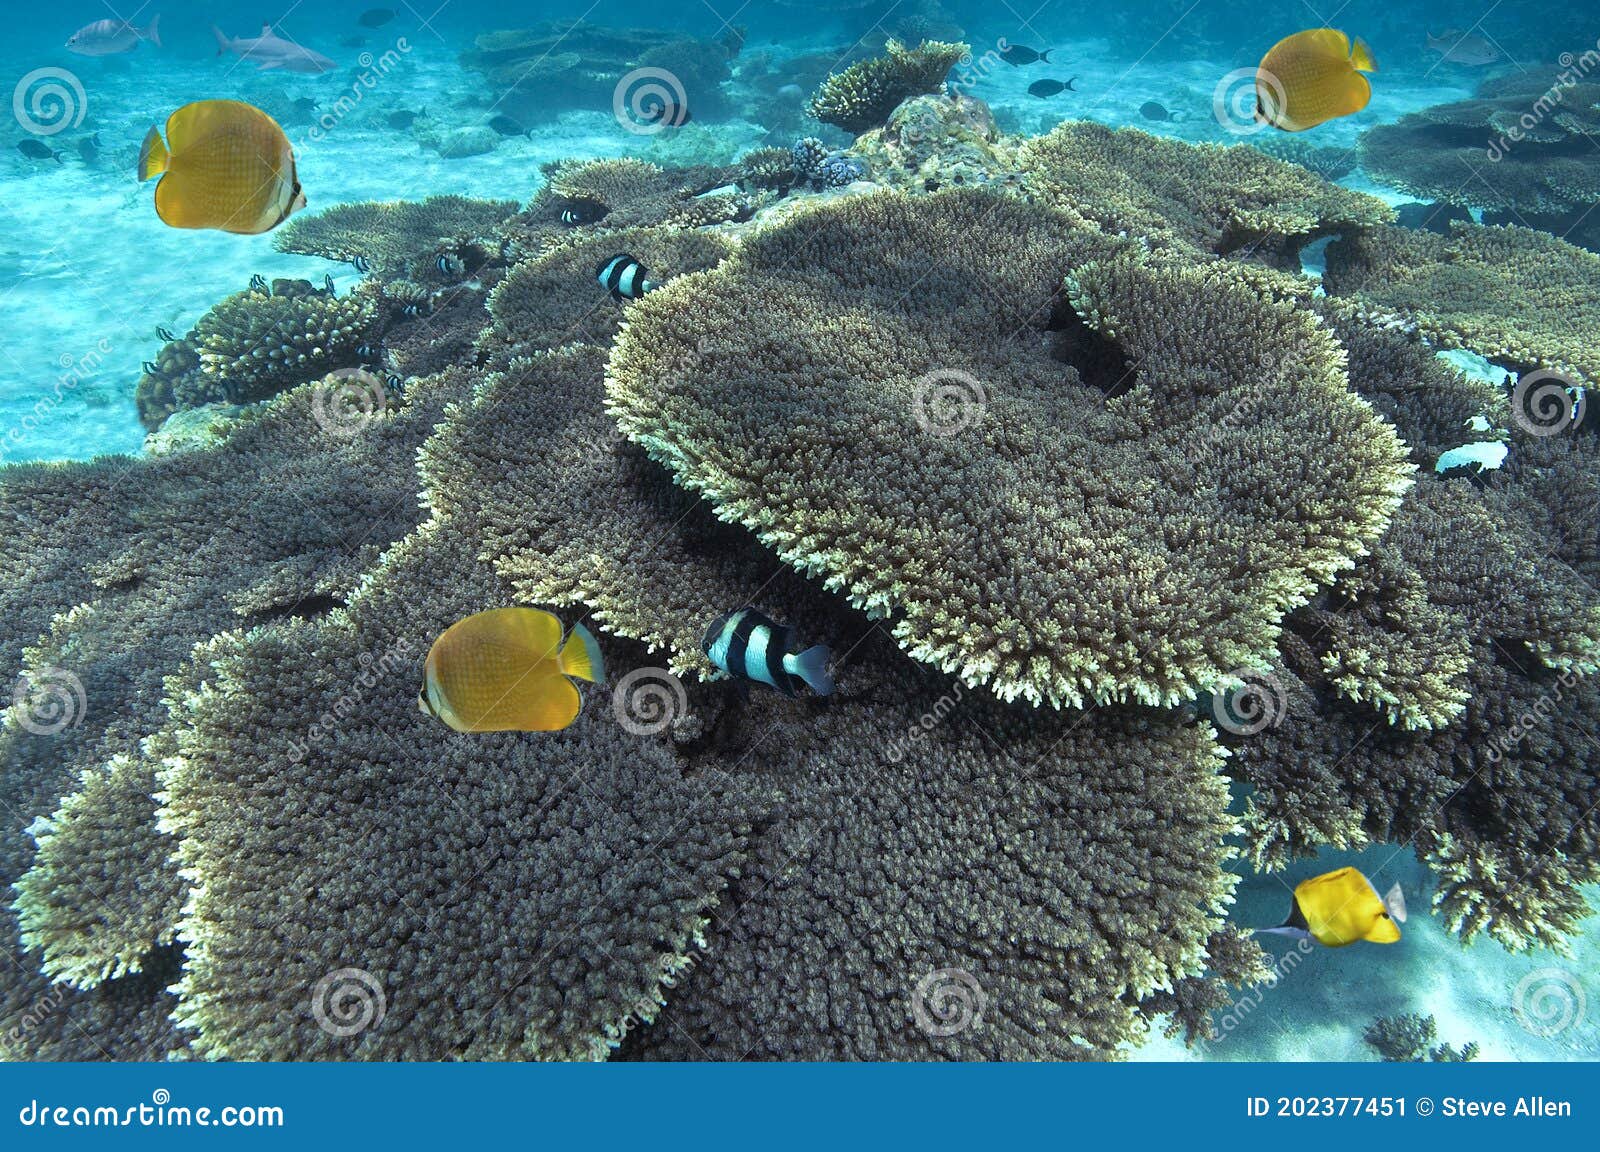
[261,24,274,36]
[1349,36,1378,73]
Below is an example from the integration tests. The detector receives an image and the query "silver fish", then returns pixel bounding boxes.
[213,23,337,75]
[1425,31,1501,66]
[67,15,161,56]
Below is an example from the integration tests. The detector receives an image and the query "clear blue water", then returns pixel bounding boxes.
[2,0,1596,1062]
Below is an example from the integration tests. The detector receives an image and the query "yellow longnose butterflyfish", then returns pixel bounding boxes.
[137,99,306,234]
[1255,29,1378,132]
[419,608,605,733]
[1260,866,1406,947]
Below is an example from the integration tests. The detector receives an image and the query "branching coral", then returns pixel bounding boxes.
[188,284,381,406]
[1363,1013,1479,1062]
[1018,122,1392,264]
[806,38,968,134]
[607,189,1412,708]
[480,226,732,364]
[274,195,519,280]
[1323,221,1600,385]
[1358,74,1600,248]
[523,158,750,237]
[0,370,474,1055]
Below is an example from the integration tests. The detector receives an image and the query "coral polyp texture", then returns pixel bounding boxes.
[1017,122,1393,263]
[806,38,968,133]
[1322,221,1600,386]
[607,189,1413,708]
[274,194,519,281]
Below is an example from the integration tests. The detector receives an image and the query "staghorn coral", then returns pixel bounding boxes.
[1323,221,1600,386]
[806,38,968,134]
[607,189,1412,708]
[736,146,800,191]
[188,284,380,406]
[1018,121,1392,265]
[517,158,750,242]
[274,195,519,281]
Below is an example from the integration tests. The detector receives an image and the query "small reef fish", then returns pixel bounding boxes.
[76,132,102,163]
[66,15,161,56]
[1254,28,1377,132]
[644,101,692,128]
[214,24,337,75]
[597,253,656,300]
[339,35,367,49]
[249,273,269,292]
[488,115,530,137]
[352,255,373,274]
[387,108,425,129]
[156,325,176,342]
[1139,101,1181,121]
[16,140,63,164]
[560,203,604,225]
[436,252,465,277]
[701,608,834,698]
[1028,78,1077,98]
[419,607,605,733]
[1258,867,1405,947]
[359,8,396,28]
[998,43,1053,65]
[1425,30,1501,66]
[138,101,306,234]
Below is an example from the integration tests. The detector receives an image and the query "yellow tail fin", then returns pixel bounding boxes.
[137,127,168,182]
[1350,36,1378,73]
[559,621,606,684]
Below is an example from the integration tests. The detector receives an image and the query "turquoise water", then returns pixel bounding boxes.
[2,1,1597,1063]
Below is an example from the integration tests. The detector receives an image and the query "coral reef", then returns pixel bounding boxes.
[1018,122,1392,264]
[1363,1013,1479,1062]
[1248,137,1356,182]
[1358,73,1600,250]
[274,195,519,281]
[607,189,1412,707]
[6,108,1599,1061]
[806,39,968,134]
[1323,221,1600,386]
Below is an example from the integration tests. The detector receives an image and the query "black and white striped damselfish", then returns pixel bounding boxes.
[596,253,656,300]
[701,608,834,698]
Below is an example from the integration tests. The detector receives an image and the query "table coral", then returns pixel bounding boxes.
[606,189,1413,708]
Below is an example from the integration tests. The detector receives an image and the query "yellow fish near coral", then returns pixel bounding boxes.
[1254,29,1378,132]
[137,100,306,234]
[1262,867,1406,947]
[419,608,605,733]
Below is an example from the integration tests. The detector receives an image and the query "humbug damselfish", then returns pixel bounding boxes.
[701,608,834,698]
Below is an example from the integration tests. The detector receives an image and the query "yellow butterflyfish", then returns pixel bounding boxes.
[137,100,306,234]
[1254,29,1378,132]
[1263,866,1405,947]
[419,608,606,734]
